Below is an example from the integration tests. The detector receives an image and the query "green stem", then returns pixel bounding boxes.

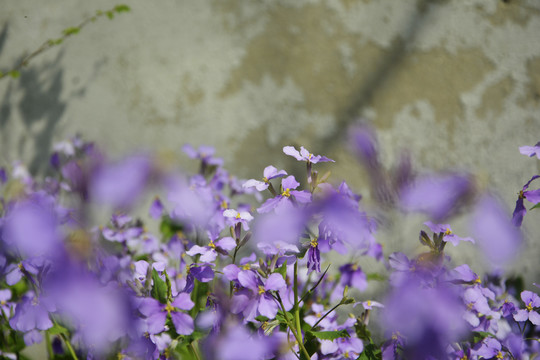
[45,331,53,359]
[60,333,79,360]
[311,301,343,330]
[189,342,202,360]
[293,262,303,344]
[276,294,311,360]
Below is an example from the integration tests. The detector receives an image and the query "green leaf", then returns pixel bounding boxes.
[62,27,80,36]
[366,273,386,282]
[151,269,168,304]
[357,343,382,360]
[48,323,69,336]
[472,331,495,344]
[160,216,184,241]
[308,330,350,341]
[274,260,287,278]
[530,202,540,210]
[8,70,20,79]
[114,5,131,13]
[106,11,115,19]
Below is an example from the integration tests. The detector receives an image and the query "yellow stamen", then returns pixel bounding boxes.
[519,190,525,199]
[344,351,350,358]
[352,264,358,271]
[526,301,533,312]
[281,188,291,197]
[242,264,251,270]
[0,300,6,306]
[496,351,503,359]
[221,200,228,209]
[209,241,216,249]
[367,300,372,307]
[310,238,318,247]
[235,213,241,219]
[165,303,175,314]
[474,277,481,284]
[258,285,266,295]
[262,177,268,183]
[444,228,452,236]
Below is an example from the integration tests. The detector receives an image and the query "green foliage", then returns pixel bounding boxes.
[114,5,131,13]
[307,329,350,341]
[8,70,20,79]
[366,273,386,282]
[531,202,540,210]
[151,269,168,304]
[358,343,382,360]
[62,27,80,36]
[160,216,184,241]
[48,323,69,336]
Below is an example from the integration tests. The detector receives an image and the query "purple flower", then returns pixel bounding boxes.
[356,300,384,311]
[253,206,306,249]
[519,141,540,159]
[424,221,474,246]
[283,146,334,164]
[184,264,215,293]
[512,175,540,227]
[223,208,254,231]
[149,197,164,219]
[2,194,62,258]
[472,337,504,359]
[9,294,53,332]
[382,278,467,359]
[400,173,473,221]
[331,263,367,302]
[232,272,286,321]
[513,290,540,325]
[167,175,216,228]
[138,293,194,335]
[207,324,278,360]
[471,194,522,267]
[462,287,496,327]
[90,155,151,209]
[257,175,311,213]
[182,144,224,167]
[186,236,236,263]
[243,166,287,192]
[446,264,481,285]
[306,238,321,273]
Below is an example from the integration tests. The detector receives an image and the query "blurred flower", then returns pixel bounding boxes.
[90,155,152,209]
[512,175,540,227]
[513,290,540,325]
[471,194,522,267]
[400,173,473,221]
[243,165,287,192]
[519,141,540,159]
[424,221,474,247]
[283,146,334,164]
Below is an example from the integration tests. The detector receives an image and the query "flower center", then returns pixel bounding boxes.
[367,300,372,307]
[235,213,242,219]
[310,238,318,247]
[262,177,268,183]
[344,351,350,358]
[444,228,452,236]
[221,200,228,209]
[526,301,533,312]
[165,303,175,314]
[258,285,266,295]
[519,190,525,199]
[242,264,251,270]
[281,188,291,197]
[496,351,503,359]
[352,264,358,271]
[209,241,216,249]
[0,300,6,306]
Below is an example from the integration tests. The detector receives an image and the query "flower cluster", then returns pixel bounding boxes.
[0,133,539,360]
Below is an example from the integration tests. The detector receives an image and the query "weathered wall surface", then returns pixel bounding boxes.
[1,0,539,282]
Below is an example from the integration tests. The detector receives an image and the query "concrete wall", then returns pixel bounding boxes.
[1,0,539,283]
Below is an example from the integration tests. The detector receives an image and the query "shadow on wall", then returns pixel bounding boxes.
[0,23,103,175]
